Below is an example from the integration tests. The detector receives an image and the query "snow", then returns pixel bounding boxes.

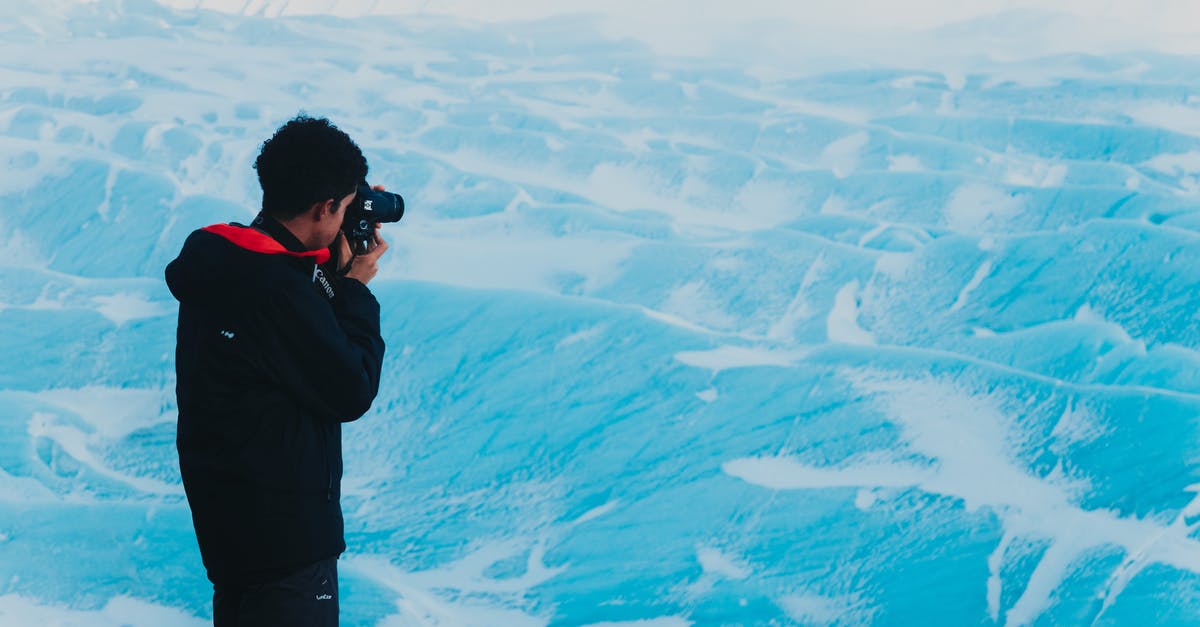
[5,0,1200,624]
[0,594,207,627]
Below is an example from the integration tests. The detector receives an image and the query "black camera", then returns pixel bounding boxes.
[344,180,404,255]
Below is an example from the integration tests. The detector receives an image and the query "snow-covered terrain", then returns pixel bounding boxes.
[3,0,1200,624]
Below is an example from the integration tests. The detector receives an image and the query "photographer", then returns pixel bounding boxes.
[165,115,393,626]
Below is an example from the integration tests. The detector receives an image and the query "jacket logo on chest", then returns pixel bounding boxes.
[312,265,335,300]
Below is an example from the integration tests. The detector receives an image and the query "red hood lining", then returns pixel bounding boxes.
[201,223,331,265]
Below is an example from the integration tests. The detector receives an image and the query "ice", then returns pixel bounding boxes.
[579,619,691,627]
[778,593,863,625]
[674,347,808,374]
[5,0,1200,624]
[0,594,207,627]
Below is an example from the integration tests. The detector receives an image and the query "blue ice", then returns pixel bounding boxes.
[3,0,1200,625]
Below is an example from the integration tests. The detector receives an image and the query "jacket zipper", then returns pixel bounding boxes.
[325,429,333,502]
[318,419,333,502]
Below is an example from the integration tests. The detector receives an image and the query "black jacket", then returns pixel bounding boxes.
[165,214,385,585]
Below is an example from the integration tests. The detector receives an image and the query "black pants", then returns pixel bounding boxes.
[213,558,338,627]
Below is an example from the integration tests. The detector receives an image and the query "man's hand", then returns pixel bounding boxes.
[344,227,388,285]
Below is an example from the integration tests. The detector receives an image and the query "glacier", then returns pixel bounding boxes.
[2,0,1200,625]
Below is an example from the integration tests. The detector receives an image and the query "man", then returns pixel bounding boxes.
[165,115,389,626]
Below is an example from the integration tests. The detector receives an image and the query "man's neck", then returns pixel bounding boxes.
[253,213,310,252]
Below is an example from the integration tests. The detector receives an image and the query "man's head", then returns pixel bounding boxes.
[254,115,368,247]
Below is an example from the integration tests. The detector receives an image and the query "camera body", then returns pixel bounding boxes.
[344,181,404,255]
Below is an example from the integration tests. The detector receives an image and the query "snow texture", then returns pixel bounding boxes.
[4,0,1200,625]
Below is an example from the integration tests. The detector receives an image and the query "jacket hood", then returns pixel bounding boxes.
[165,224,330,305]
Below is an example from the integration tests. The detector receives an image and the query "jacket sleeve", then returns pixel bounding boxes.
[258,276,386,422]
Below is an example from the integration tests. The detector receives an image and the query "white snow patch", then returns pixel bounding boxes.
[573,500,621,525]
[350,539,565,627]
[887,154,923,172]
[696,546,751,580]
[729,176,806,229]
[778,99,871,126]
[987,532,1014,621]
[695,388,718,403]
[34,386,173,441]
[584,162,724,226]
[937,91,956,114]
[660,281,740,331]
[1048,400,1105,451]
[854,488,878,510]
[767,252,828,341]
[722,457,930,490]
[1137,149,1200,174]
[556,325,606,350]
[1003,162,1068,188]
[889,75,938,89]
[1183,484,1200,520]
[944,70,966,91]
[1130,104,1200,138]
[674,346,806,374]
[827,281,875,345]
[873,252,915,278]
[0,594,206,626]
[944,183,1024,232]
[581,619,692,627]
[91,292,173,325]
[949,259,993,313]
[778,593,859,626]
[1142,150,1200,175]
[819,194,848,215]
[821,131,870,179]
[1040,164,1068,187]
[27,411,180,496]
[0,224,46,269]
[639,307,727,336]
[708,255,746,272]
[382,227,634,296]
[856,222,891,248]
[1073,304,1136,343]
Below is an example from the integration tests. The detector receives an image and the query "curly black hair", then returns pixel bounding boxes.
[254,115,368,219]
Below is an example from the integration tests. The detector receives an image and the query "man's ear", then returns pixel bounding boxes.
[309,198,335,221]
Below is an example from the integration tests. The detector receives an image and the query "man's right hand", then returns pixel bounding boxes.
[344,227,389,285]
